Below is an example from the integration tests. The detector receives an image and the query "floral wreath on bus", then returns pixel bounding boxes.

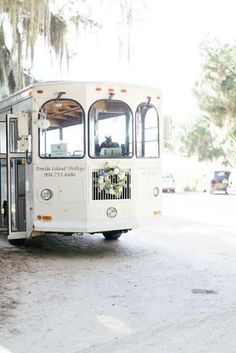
[95,162,127,197]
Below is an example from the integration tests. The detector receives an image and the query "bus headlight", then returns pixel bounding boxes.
[41,188,53,201]
[106,207,117,218]
[153,186,159,197]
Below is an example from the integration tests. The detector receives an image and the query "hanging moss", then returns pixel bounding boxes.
[0,0,70,93]
[0,0,106,96]
[8,69,16,92]
[0,1,43,92]
[50,14,67,63]
[0,22,12,95]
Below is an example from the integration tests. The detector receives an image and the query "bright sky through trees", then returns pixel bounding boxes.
[33,0,236,122]
[145,0,236,121]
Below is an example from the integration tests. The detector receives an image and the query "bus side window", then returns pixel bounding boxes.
[136,103,159,158]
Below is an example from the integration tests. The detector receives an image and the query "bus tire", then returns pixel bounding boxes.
[103,231,122,240]
[8,238,26,246]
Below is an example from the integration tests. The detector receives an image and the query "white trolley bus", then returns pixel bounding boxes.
[0,81,162,245]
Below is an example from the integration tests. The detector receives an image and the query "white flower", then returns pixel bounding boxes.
[113,167,120,175]
[118,171,125,180]
[98,176,104,184]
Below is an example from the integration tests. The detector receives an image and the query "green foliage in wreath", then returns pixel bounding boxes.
[95,162,127,197]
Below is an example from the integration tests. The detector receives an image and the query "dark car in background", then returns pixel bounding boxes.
[210,170,231,194]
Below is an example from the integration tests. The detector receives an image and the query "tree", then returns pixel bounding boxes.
[0,0,99,97]
[194,39,236,129]
[179,118,233,167]
[116,0,147,64]
[0,0,147,98]
[192,39,236,166]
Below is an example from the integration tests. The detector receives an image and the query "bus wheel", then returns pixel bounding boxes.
[103,231,122,240]
[8,238,26,246]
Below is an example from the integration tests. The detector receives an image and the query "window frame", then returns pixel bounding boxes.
[88,99,134,159]
[38,98,86,159]
[135,102,160,159]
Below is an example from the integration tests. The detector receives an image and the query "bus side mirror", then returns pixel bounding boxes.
[36,118,50,130]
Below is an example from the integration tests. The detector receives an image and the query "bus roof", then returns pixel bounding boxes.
[0,81,161,111]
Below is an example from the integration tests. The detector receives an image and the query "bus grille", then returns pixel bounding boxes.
[92,170,131,200]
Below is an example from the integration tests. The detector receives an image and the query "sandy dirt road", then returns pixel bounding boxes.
[0,192,236,353]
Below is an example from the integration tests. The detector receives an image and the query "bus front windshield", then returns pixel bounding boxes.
[39,99,84,158]
[89,100,133,158]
